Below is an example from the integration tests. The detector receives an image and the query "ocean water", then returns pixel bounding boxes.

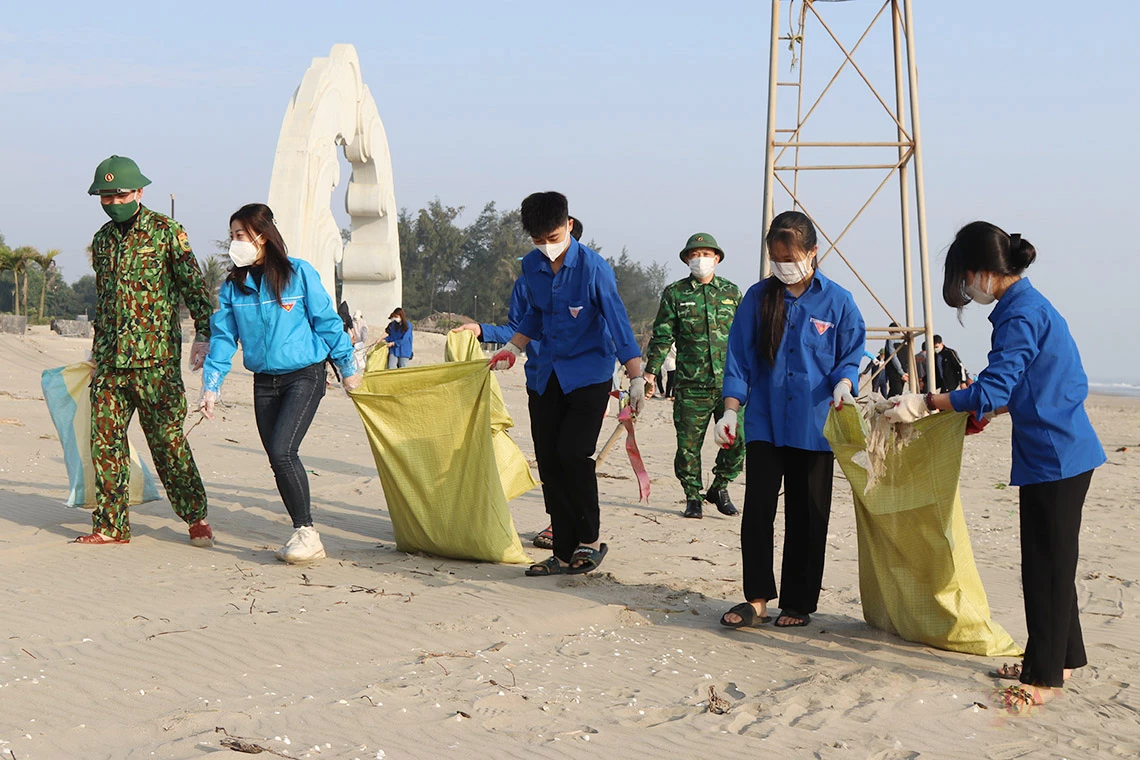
[1089,382,1140,398]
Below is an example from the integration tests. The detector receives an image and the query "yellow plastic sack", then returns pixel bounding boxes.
[365,342,390,373]
[40,362,160,508]
[444,331,539,503]
[350,335,534,564]
[824,406,1022,657]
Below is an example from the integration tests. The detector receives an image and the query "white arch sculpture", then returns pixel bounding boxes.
[267,43,401,323]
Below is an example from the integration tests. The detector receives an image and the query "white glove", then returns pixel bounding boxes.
[883,393,931,424]
[713,408,738,448]
[832,379,856,410]
[189,339,209,371]
[342,373,362,392]
[198,390,218,421]
[488,342,523,371]
[628,377,646,415]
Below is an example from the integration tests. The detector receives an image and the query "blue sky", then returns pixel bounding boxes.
[2,1,1137,382]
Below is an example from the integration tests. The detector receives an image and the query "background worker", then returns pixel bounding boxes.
[644,233,744,519]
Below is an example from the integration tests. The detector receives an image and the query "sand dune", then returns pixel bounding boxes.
[2,326,1139,759]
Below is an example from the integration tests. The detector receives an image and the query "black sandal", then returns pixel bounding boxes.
[719,602,771,628]
[525,556,565,576]
[774,609,811,627]
[532,526,554,550]
[567,543,608,575]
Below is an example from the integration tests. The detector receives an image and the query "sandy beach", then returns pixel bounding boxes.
[2,325,1138,760]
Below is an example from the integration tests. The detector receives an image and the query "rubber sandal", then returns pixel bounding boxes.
[525,556,565,577]
[189,522,215,548]
[567,543,608,575]
[989,662,1022,680]
[532,526,554,550]
[719,602,771,628]
[74,533,129,545]
[774,609,811,627]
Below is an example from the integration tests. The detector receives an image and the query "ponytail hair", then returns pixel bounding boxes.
[943,221,1036,312]
[758,211,818,366]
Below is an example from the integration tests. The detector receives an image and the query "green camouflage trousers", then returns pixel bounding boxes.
[90,363,207,539]
[672,386,745,499]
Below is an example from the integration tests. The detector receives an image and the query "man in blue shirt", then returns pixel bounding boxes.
[489,192,644,577]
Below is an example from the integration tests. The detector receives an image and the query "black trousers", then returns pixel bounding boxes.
[253,362,327,528]
[528,373,611,564]
[741,440,835,614]
[1018,470,1093,688]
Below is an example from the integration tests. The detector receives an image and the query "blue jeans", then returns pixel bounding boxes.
[253,362,326,528]
[387,354,410,369]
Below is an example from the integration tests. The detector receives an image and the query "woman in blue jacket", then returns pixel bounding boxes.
[385,308,413,369]
[715,211,865,629]
[199,203,361,564]
[887,222,1105,710]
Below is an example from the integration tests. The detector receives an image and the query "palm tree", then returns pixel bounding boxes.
[199,255,228,310]
[35,249,62,320]
[10,246,37,317]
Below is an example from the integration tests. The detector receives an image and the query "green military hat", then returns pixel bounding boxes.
[88,155,151,195]
[679,232,724,262]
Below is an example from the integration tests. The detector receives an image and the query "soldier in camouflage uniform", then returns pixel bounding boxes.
[77,155,215,546]
[644,233,745,519]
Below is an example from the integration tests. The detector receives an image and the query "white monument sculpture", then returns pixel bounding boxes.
[267,44,400,323]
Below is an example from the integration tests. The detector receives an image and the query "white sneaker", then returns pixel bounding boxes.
[274,526,326,563]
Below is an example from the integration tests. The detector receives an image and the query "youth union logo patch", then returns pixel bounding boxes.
[810,317,833,335]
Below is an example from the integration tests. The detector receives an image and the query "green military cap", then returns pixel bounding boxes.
[88,155,151,195]
[679,232,724,262]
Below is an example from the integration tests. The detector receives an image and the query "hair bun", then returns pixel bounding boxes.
[1010,233,1037,269]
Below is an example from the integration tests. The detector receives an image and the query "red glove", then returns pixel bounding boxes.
[488,342,523,371]
[965,411,989,436]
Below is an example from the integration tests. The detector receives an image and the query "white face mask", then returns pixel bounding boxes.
[228,238,260,268]
[771,256,814,285]
[689,257,716,279]
[965,273,996,305]
[537,237,569,261]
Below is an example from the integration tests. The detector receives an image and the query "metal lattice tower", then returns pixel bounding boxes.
[760,0,934,387]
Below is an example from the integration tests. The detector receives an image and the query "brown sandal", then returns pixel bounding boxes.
[74,533,129,545]
[989,662,1022,680]
[997,685,1036,713]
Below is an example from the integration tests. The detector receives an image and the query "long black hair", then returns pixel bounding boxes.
[943,221,1036,316]
[227,203,293,305]
[758,211,818,366]
[388,307,408,334]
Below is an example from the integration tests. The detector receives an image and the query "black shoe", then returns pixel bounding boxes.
[705,488,738,516]
[683,499,703,519]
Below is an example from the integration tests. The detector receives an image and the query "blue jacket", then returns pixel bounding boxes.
[481,276,542,389]
[203,258,356,393]
[949,278,1105,486]
[516,238,640,394]
[386,320,414,358]
[723,272,865,452]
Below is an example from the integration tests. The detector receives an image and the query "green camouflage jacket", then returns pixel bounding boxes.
[91,205,213,369]
[645,275,742,390]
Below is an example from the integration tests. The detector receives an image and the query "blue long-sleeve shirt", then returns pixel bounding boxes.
[722,272,866,452]
[949,278,1105,486]
[516,238,640,395]
[481,276,541,389]
[386,320,414,358]
[204,258,356,394]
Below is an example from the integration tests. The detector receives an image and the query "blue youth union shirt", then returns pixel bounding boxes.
[722,272,866,452]
[949,278,1105,486]
[516,238,641,395]
[481,276,543,389]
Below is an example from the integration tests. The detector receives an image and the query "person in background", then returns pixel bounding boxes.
[644,233,744,519]
[80,155,215,546]
[488,191,644,577]
[931,334,968,392]
[200,203,361,564]
[886,222,1105,710]
[452,217,587,550]
[659,344,677,398]
[715,211,865,629]
[915,343,929,393]
[884,321,910,396]
[385,308,413,369]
